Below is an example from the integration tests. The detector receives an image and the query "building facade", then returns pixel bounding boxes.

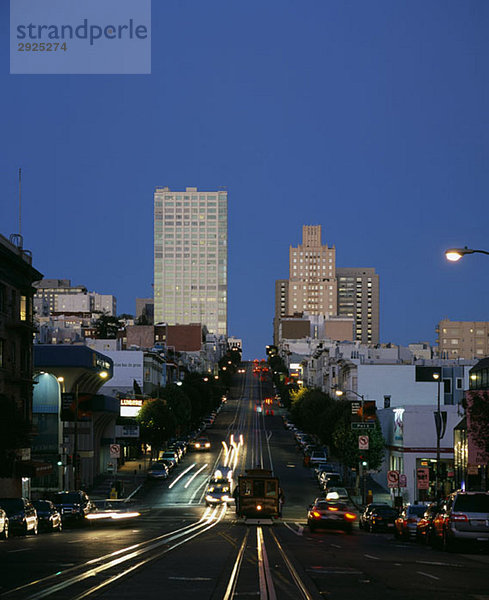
[154,187,228,335]
[0,233,43,496]
[336,267,379,344]
[288,225,338,317]
[437,319,489,360]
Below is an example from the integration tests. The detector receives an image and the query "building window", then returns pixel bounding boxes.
[456,378,463,390]
[443,379,452,394]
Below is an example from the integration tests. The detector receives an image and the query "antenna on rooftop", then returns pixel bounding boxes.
[18,168,22,236]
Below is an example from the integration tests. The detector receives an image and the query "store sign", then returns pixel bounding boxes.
[115,425,140,438]
[416,467,430,490]
[120,398,143,417]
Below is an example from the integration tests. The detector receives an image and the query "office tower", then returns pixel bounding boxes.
[154,187,227,335]
[288,225,338,316]
[336,267,379,344]
[437,319,489,359]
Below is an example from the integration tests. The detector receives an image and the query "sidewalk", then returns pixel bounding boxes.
[88,457,150,500]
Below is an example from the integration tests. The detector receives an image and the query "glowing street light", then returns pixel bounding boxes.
[445,246,489,262]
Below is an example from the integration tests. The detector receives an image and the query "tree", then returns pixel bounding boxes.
[136,399,176,456]
[93,313,122,339]
[466,390,489,460]
[160,384,192,435]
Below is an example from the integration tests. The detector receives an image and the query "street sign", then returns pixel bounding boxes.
[351,422,375,430]
[399,474,407,487]
[387,470,399,488]
[109,444,120,458]
[358,435,369,450]
[351,401,362,415]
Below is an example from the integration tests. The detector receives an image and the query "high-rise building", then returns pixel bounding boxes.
[34,279,87,313]
[437,319,489,360]
[337,267,379,344]
[274,226,379,345]
[288,225,338,316]
[154,187,228,335]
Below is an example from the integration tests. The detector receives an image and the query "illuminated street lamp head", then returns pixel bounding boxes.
[99,370,109,379]
[335,389,344,397]
[445,247,472,261]
[433,372,440,380]
[57,376,64,382]
[445,246,489,262]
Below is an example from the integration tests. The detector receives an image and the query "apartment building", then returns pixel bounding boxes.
[154,187,227,336]
[337,267,379,344]
[437,319,489,360]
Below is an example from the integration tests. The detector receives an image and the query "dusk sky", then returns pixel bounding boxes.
[1,1,488,359]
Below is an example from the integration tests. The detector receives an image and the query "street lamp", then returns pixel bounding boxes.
[433,371,442,499]
[445,246,489,262]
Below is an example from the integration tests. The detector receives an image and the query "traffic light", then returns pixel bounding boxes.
[66,455,72,465]
[57,454,63,466]
[361,460,368,468]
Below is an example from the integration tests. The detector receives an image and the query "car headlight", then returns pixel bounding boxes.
[205,495,215,502]
[205,443,210,448]
[195,443,201,448]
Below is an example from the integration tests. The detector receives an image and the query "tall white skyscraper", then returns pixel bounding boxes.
[153,186,228,335]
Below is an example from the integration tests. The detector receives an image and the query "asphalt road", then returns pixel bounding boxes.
[0,370,488,600]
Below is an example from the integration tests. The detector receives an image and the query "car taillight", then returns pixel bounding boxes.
[450,513,468,522]
[328,506,339,512]
[312,511,321,518]
[345,513,356,520]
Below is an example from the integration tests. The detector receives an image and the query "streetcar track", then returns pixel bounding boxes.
[0,506,226,600]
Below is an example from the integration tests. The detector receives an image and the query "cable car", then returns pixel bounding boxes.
[236,468,280,523]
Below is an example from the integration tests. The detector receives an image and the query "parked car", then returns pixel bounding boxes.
[0,507,9,539]
[415,501,444,544]
[0,497,38,535]
[364,505,398,532]
[159,450,179,466]
[359,502,390,529]
[307,499,357,533]
[147,461,169,480]
[159,458,176,473]
[52,490,94,525]
[394,504,428,539]
[32,500,62,532]
[431,490,489,551]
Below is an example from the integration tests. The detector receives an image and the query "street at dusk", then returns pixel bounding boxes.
[1,2,488,600]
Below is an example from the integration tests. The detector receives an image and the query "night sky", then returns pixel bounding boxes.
[1,1,488,359]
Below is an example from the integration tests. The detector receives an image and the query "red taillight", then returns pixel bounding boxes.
[312,511,321,518]
[450,513,468,522]
[345,513,356,520]
[328,506,339,512]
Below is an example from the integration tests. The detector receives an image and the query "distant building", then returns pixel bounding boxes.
[336,267,379,344]
[33,279,87,313]
[135,298,154,324]
[437,319,489,360]
[153,187,228,335]
[0,233,43,497]
[274,226,379,346]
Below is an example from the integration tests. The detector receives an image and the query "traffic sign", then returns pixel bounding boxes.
[358,435,369,450]
[109,444,120,458]
[387,470,399,488]
[351,422,375,430]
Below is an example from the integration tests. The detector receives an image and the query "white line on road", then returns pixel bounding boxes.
[8,548,30,553]
[417,571,440,581]
[283,522,302,536]
[364,554,380,560]
[416,560,463,568]
[330,544,342,549]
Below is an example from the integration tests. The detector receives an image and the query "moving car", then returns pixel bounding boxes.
[0,507,9,539]
[159,450,179,467]
[147,461,169,480]
[364,505,398,532]
[307,499,356,533]
[190,437,211,451]
[205,479,232,506]
[52,490,94,525]
[431,490,489,550]
[323,487,350,502]
[0,497,38,535]
[32,500,62,532]
[394,504,427,539]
